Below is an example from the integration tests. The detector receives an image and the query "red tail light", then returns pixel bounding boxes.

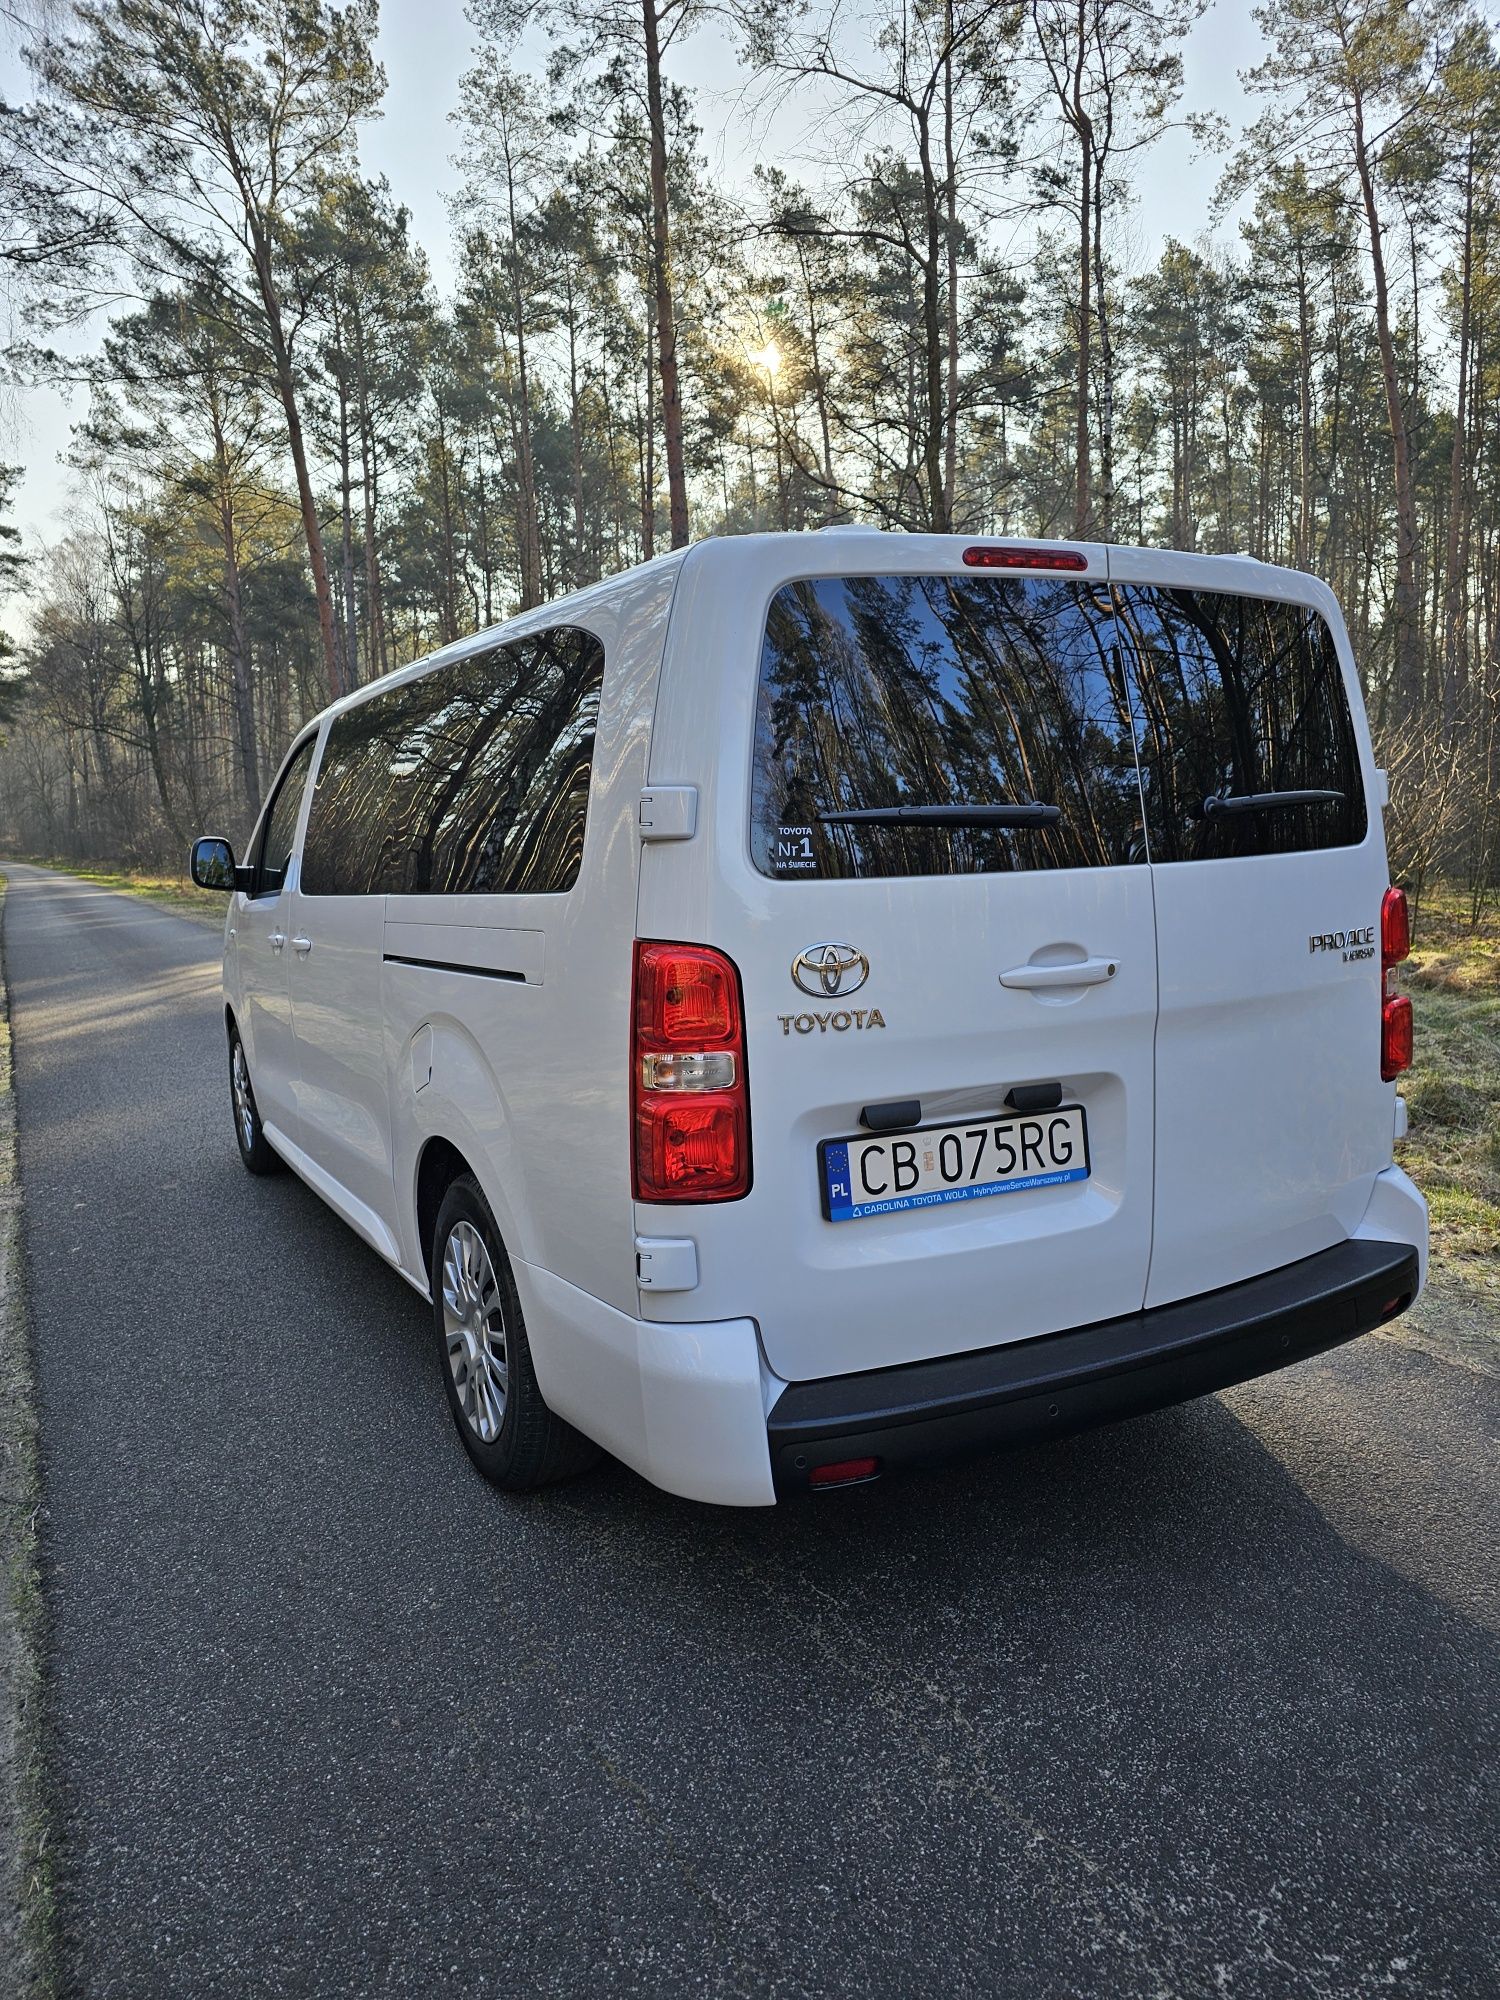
[1380,886,1412,1082]
[1381,995,1413,1081]
[633,941,750,1201]
[1381,884,1410,964]
[962,545,1088,572]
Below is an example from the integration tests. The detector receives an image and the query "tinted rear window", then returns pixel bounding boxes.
[301,626,604,897]
[1118,586,1366,860]
[750,574,1366,878]
[751,574,1145,878]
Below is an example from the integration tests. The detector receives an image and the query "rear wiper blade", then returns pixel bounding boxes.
[1201,788,1344,818]
[818,801,1063,830]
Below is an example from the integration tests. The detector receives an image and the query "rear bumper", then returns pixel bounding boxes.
[767,1237,1420,1496]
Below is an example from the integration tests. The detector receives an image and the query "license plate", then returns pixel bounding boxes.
[819,1106,1090,1223]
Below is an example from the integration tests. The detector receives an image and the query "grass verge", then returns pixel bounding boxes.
[0,875,60,1997]
[1389,885,1500,1374]
[1398,887,1500,1279]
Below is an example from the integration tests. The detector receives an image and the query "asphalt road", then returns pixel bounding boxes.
[4,860,1497,2000]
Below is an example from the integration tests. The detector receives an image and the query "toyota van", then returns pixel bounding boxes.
[191,532,1427,1504]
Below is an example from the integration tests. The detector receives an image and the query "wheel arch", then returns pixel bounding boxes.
[415,1135,476,1283]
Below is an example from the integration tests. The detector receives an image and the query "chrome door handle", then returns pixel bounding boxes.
[291,935,312,957]
[999,956,1118,990]
[269,931,286,953]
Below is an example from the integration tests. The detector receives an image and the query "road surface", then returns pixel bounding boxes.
[4,861,1497,1998]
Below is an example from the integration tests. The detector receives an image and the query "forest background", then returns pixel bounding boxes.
[0,0,1496,913]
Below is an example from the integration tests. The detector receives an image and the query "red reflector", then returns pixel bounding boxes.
[808,1457,881,1489]
[1381,994,1413,1081]
[962,545,1088,572]
[1381,886,1410,966]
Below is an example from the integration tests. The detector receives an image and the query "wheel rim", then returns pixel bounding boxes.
[441,1220,509,1444]
[231,1042,256,1153]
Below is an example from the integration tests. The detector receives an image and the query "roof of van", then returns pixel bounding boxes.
[303,531,1335,736]
[313,544,692,728]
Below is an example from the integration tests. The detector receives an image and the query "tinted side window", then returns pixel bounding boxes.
[1118,587,1367,860]
[253,736,316,897]
[751,574,1144,878]
[301,627,605,897]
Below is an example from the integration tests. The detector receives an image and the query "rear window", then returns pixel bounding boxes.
[750,574,1146,879]
[1118,586,1366,860]
[750,574,1366,879]
[301,626,604,897]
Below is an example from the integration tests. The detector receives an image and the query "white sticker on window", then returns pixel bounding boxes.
[773,825,817,873]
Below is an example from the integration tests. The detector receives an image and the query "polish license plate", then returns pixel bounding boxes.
[819,1107,1090,1223]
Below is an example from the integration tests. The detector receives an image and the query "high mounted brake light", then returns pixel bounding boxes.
[632,941,750,1201]
[1380,886,1412,1083]
[962,546,1088,572]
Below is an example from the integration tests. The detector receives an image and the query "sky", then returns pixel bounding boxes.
[0,0,1267,554]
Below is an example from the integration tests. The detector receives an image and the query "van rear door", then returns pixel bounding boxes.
[636,539,1158,1384]
[1108,553,1392,1307]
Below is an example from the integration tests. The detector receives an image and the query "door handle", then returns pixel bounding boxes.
[291,935,312,957]
[269,931,286,953]
[999,956,1117,990]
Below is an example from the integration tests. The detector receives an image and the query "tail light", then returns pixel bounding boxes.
[1380,886,1412,1082]
[633,941,750,1201]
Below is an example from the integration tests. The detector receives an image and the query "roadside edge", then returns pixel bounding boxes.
[0,873,61,1998]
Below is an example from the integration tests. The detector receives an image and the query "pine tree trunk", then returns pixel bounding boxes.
[1442,136,1475,728]
[642,0,690,548]
[246,220,345,700]
[337,354,359,692]
[1071,0,1092,539]
[943,16,960,522]
[641,315,656,559]
[1351,97,1422,717]
[918,113,950,532]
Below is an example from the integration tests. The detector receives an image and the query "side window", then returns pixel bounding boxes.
[300,627,606,897]
[251,735,317,898]
[1118,587,1367,861]
[300,695,413,897]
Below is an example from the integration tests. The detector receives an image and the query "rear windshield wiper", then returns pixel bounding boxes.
[1201,788,1345,818]
[818,801,1063,830]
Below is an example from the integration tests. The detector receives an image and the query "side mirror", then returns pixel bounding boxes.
[190,835,237,891]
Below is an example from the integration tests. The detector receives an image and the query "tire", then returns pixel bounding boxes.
[228,1026,282,1176]
[431,1173,599,1491]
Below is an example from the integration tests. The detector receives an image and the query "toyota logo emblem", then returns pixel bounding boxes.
[791,942,870,998]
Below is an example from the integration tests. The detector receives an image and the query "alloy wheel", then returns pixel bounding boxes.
[441,1220,509,1443]
[231,1041,256,1153]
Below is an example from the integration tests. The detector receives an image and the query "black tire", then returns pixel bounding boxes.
[228,1026,282,1176]
[430,1173,599,1491]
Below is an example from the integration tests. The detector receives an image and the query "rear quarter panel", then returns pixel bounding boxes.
[384,558,681,1314]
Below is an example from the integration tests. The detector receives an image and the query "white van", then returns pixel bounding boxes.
[191,532,1427,1505]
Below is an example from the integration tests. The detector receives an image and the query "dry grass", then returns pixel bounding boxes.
[1398,885,1500,1285]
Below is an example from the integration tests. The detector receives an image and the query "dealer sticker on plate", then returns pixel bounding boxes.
[820,1107,1090,1223]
